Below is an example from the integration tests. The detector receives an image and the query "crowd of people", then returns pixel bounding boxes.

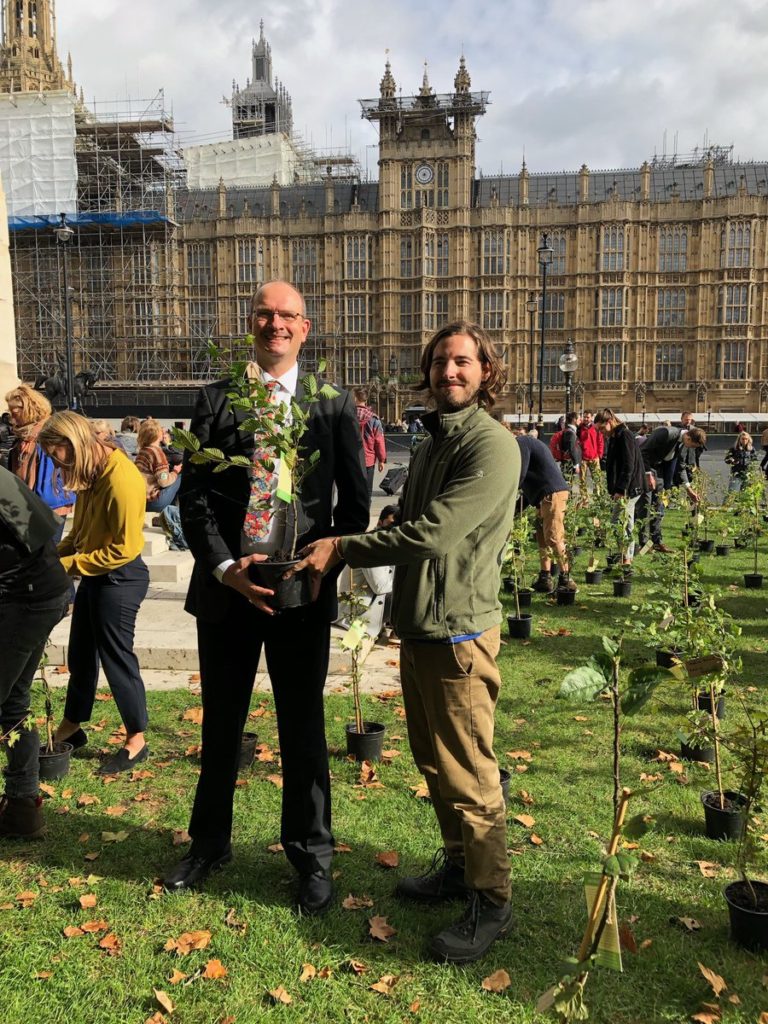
[0,279,767,965]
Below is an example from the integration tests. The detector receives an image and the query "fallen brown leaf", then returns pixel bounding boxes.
[375,851,399,869]
[410,784,431,799]
[514,813,535,829]
[77,794,100,807]
[129,769,154,782]
[224,907,247,934]
[640,851,656,863]
[507,750,533,761]
[653,750,679,763]
[154,990,174,1014]
[518,789,535,806]
[695,860,719,878]
[105,805,129,817]
[94,692,113,701]
[39,783,56,798]
[369,915,397,942]
[182,707,203,725]
[299,963,317,983]
[16,890,38,908]
[370,974,398,996]
[691,1003,721,1024]
[481,968,512,993]
[168,969,187,985]
[164,930,212,955]
[342,959,368,975]
[99,932,122,956]
[34,971,53,980]
[529,833,544,846]
[515,764,529,773]
[83,852,100,862]
[172,829,191,846]
[669,761,685,775]
[671,915,702,932]
[267,986,292,1005]
[101,830,129,843]
[335,842,353,853]
[144,1013,167,1024]
[203,959,228,980]
[410,1000,420,1013]
[342,894,374,910]
[619,921,638,954]
[698,962,727,998]
[79,894,97,909]
[81,920,109,933]
[63,925,85,938]
[266,775,283,789]
[266,842,284,853]
[727,994,740,1005]
[640,938,653,950]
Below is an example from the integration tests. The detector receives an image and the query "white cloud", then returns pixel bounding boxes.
[56,0,768,177]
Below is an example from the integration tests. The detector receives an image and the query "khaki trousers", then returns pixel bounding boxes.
[399,626,510,904]
[536,489,569,571]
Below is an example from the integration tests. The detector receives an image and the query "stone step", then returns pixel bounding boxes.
[143,549,194,584]
[142,532,169,557]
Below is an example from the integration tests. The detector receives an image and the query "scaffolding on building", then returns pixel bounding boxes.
[9,92,202,389]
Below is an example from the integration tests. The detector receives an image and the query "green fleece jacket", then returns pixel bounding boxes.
[340,404,520,640]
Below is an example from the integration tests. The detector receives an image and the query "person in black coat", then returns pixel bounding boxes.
[0,466,70,838]
[635,424,706,551]
[516,434,576,592]
[163,281,369,914]
[594,410,645,566]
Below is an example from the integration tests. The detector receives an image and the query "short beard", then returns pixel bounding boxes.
[431,384,481,413]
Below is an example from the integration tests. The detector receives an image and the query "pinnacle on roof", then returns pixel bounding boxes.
[419,61,433,97]
[454,55,471,93]
[379,58,396,99]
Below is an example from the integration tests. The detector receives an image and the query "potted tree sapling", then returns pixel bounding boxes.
[340,582,385,761]
[506,501,534,637]
[713,508,735,557]
[723,700,768,951]
[608,498,634,598]
[173,341,338,610]
[37,655,73,781]
[694,468,716,553]
[734,465,766,588]
[584,484,612,584]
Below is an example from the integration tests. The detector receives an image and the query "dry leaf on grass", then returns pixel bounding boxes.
[515,764,529,773]
[130,769,154,782]
[144,1013,167,1024]
[518,790,535,806]
[39,783,56,798]
[639,772,663,783]
[79,894,97,909]
[369,915,397,942]
[16,891,38,907]
[342,894,374,910]
[691,1003,721,1024]
[514,814,535,829]
[267,986,292,1005]
[203,959,228,980]
[668,761,686,775]
[506,750,533,761]
[83,852,100,862]
[172,829,191,846]
[99,932,122,956]
[410,784,430,800]
[34,971,53,980]
[640,938,653,950]
[299,963,316,982]
[224,907,247,934]
[618,921,637,954]
[101,831,129,843]
[164,930,211,955]
[81,920,109,933]
[182,707,203,724]
[375,851,399,869]
[695,861,720,878]
[63,925,84,938]
[266,775,283,789]
[94,692,113,700]
[653,750,679,763]
[342,959,368,975]
[77,794,100,807]
[168,969,187,985]
[370,974,398,996]
[266,842,284,853]
[671,916,701,932]
[726,994,741,1005]
[335,842,353,853]
[529,833,544,846]
[154,990,174,1014]
[697,963,727,998]
[105,805,129,817]
[759,1013,768,1024]
[481,969,511,993]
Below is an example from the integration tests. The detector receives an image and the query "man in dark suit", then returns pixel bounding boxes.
[636,424,706,551]
[163,281,369,914]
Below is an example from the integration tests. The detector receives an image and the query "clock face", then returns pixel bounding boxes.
[415,163,434,186]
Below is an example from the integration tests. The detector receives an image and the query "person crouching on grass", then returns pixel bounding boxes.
[288,321,520,963]
[38,412,151,775]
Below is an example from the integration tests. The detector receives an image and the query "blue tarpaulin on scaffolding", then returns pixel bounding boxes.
[8,211,171,231]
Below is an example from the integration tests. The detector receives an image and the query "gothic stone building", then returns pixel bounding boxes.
[3,9,768,419]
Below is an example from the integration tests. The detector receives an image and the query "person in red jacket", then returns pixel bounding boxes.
[578,410,604,485]
[353,388,387,499]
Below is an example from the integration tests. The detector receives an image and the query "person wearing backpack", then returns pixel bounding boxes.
[577,410,603,485]
[353,388,387,499]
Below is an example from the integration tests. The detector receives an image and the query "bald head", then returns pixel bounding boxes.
[251,280,306,317]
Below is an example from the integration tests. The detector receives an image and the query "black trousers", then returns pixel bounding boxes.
[636,487,665,545]
[189,596,332,875]
[364,464,375,499]
[65,557,149,734]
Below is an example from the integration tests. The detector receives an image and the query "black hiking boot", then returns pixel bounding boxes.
[532,571,554,593]
[395,848,469,903]
[556,572,578,593]
[0,794,45,839]
[429,891,513,963]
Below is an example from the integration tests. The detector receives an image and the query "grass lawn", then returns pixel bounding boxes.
[1,512,767,1024]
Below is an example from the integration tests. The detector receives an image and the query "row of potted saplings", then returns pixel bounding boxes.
[503,465,768,640]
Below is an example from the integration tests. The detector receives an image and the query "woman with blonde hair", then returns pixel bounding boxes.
[725,430,757,493]
[38,411,150,774]
[5,384,75,540]
[135,417,181,512]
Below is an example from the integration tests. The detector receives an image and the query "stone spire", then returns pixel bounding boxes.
[454,55,471,94]
[0,0,69,93]
[380,59,396,99]
[419,61,433,97]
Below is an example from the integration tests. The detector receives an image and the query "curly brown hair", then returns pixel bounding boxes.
[415,320,507,410]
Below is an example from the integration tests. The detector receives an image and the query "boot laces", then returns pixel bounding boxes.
[418,847,450,881]
[454,891,482,942]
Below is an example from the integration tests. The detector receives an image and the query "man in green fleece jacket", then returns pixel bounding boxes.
[291,321,520,963]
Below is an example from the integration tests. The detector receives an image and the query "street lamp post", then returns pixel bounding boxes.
[536,234,553,430]
[526,291,538,429]
[54,212,77,411]
[388,353,398,423]
[558,338,578,420]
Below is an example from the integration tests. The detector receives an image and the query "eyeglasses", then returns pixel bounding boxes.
[254,308,304,324]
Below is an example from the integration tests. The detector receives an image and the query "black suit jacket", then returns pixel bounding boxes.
[179,373,369,623]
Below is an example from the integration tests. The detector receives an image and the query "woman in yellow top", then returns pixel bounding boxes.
[38,412,150,775]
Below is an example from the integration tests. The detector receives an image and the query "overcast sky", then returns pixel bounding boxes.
[57,0,768,178]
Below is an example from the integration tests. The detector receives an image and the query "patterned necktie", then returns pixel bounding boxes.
[243,379,281,543]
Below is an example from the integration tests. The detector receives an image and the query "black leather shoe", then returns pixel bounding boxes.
[429,891,513,963]
[163,849,232,892]
[97,744,149,776]
[63,728,88,751]
[297,871,333,915]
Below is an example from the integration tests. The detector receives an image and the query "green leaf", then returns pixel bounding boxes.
[319,384,339,400]
[212,462,231,473]
[303,374,318,398]
[228,455,252,468]
[172,428,200,452]
[558,664,609,702]
[621,665,671,715]
[616,852,639,878]
[601,635,620,659]
[603,854,621,877]
[202,447,225,461]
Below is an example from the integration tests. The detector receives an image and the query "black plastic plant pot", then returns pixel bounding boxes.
[502,576,515,594]
[345,721,386,762]
[696,690,725,720]
[248,560,314,610]
[684,592,702,608]
[39,741,73,781]
[734,538,748,549]
[556,588,576,606]
[680,740,715,764]
[514,588,533,609]
[698,539,715,554]
[724,880,768,952]
[656,648,681,669]
[688,554,701,565]
[507,614,533,639]
[715,545,730,557]
[570,545,583,557]
[613,579,633,598]
[238,731,259,771]
[499,767,511,808]
[701,790,747,841]
[585,569,603,584]
[744,573,764,589]
[606,553,620,566]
